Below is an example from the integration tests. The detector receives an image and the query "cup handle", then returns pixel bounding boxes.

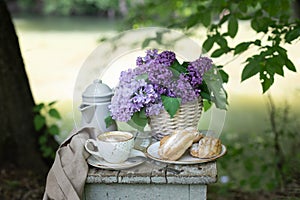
[85,139,101,157]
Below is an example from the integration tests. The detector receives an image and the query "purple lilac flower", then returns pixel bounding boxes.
[153,84,176,97]
[170,74,198,104]
[130,84,159,112]
[155,50,176,67]
[119,68,138,84]
[187,56,213,87]
[109,79,147,122]
[147,62,173,86]
[136,57,143,66]
[145,102,163,116]
[136,49,158,66]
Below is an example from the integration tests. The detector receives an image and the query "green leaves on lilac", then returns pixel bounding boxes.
[161,95,181,118]
[105,115,115,128]
[170,60,187,77]
[203,68,228,110]
[128,109,148,132]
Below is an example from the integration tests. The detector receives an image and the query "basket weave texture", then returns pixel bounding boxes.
[149,98,203,140]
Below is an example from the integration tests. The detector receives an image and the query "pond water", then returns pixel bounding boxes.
[13,16,300,141]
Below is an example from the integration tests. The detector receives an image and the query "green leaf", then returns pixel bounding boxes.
[142,38,152,48]
[285,58,296,72]
[202,11,211,27]
[127,112,148,131]
[241,60,260,81]
[49,108,61,119]
[219,69,229,83]
[48,124,59,135]
[203,100,212,111]
[202,36,215,52]
[105,115,115,128]
[161,95,181,118]
[267,56,284,76]
[169,67,181,77]
[251,17,271,33]
[48,101,57,106]
[211,48,225,58]
[253,40,261,46]
[186,13,201,29]
[33,103,45,113]
[38,135,47,145]
[234,42,251,55]
[170,60,187,74]
[216,36,228,48]
[136,73,148,80]
[228,16,238,38]
[285,27,300,43]
[219,13,230,25]
[260,72,274,93]
[34,115,46,131]
[181,61,189,68]
[203,68,227,110]
[200,91,211,101]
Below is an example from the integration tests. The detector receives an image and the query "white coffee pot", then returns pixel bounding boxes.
[79,79,117,136]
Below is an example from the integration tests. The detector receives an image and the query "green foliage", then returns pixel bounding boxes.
[216,99,300,193]
[125,0,299,93]
[127,109,148,132]
[15,0,123,16]
[203,66,228,110]
[33,101,61,159]
[161,95,181,118]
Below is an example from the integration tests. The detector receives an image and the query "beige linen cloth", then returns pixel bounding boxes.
[43,127,100,200]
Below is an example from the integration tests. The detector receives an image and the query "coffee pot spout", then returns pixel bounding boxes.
[79,104,96,124]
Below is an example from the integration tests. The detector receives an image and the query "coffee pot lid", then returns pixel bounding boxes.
[82,79,114,103]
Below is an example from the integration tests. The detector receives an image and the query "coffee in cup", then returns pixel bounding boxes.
[84,131,135,164]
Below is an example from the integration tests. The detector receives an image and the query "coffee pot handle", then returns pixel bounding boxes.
[84,139,103,158]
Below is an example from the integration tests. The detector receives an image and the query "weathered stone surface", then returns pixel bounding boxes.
[85,159,216,200]
[86,159,217,185]
[84,183,207,200]
[166,162,217,184]
[86,168,119,184]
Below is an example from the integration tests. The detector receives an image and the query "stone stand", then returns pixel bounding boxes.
[84,160,217,200]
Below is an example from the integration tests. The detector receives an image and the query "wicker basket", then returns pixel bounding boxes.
[149,98,203,140]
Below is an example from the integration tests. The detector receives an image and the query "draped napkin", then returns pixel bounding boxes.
[43,127,101,200]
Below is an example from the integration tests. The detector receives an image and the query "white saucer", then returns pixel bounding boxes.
[87,149,146,170]
[146,142,226,164]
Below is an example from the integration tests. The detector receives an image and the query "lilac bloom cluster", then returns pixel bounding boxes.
[171,74,198,104]
[187,56,213,87]
[110,79,147,122]
[136,49,158,66]
[131,84,158,112]
[110,49,213,122]
[154,50,176,67]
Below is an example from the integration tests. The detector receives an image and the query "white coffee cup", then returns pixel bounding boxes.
[85,131,135,164]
